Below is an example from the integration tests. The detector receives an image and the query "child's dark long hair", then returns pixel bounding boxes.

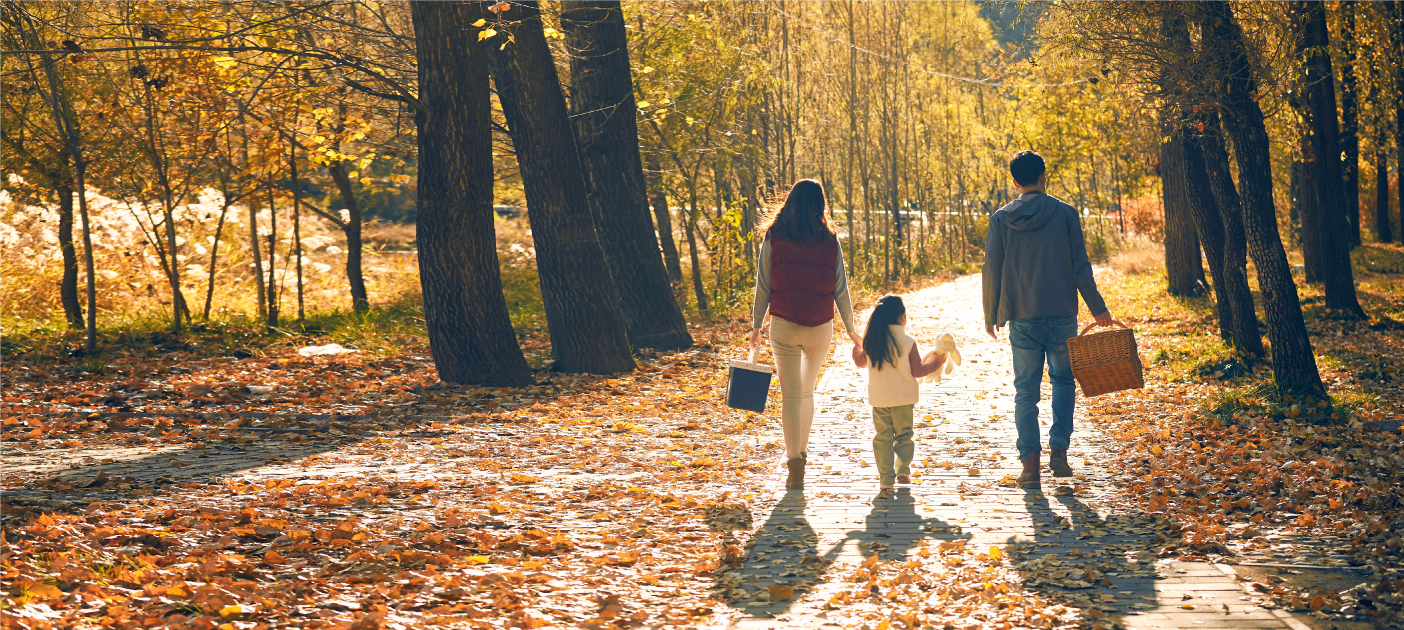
[758,179,835,244]
[863,295,906,370]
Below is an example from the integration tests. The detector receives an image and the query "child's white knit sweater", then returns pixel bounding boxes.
[851,324,955,408]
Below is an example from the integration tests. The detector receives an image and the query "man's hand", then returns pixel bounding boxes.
[1094,311,1115,327]
[749,328,763,349]
[986,324,999,339]
[847,330,863,346]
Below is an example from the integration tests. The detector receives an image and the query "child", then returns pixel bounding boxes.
[851,295,960,490]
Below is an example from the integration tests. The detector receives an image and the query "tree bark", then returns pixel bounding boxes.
[643,153,683,284]
[327,161,370,313]
[410,0,531,386]
[560,1,692,350]
[1198,1,1322,394]
[56,184,84,329]
[1338,2,1361,248]
[1396,1,1404,249]
[1201,115,1265,359]
[1179,129,1232,340]
[1377,150,1393,243]
[1160,133,1205,296]
[482,0,636,374]
[1293,1,1363,317]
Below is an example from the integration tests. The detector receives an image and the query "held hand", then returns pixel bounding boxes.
[749,328,763,349]
[985,324,999,340]
[847,330,863,346]
[1095,311,1115,327]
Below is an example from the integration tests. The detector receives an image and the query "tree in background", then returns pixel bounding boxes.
[559,0,692,351]
[483,0,636,375]
[1290,1,1363,318]
[410,0,531,386]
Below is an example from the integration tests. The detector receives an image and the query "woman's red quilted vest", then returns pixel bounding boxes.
[770,237,838,327]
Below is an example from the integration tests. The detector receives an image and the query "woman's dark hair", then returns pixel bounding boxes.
[1009,150,1046,187]
[758,179,835,244]
[863,295,906,370]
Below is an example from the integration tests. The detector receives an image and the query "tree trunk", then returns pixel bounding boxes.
[1160,133,1205,296]
[560,1,692,350]
[1396,1,1404,250]
[1289,159,1304,248]
[1294,0,1363,317]
[1338,2,1361,248]
[1295,146,1322,282]
[1377,150,1393,243]
[1198,1,1322,394]
[326,161,370,313]
[1179,129,1233,341]
[643,153,683,284]
[249,192,266,323]
[482,0,636,374]
[265,185,279,330]
[291,140,305,324]
[1201,115,1265,359]
[202,199,230,321]
[410,0,532,386]
[683,184,710,318]
[56,184,84,329]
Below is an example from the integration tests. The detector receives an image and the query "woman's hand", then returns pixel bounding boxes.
[847,330,863,346]
[750,328,763,349]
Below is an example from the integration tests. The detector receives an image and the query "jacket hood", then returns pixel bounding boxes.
[1001,193,1057,232]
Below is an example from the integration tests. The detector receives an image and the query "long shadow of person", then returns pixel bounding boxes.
[848,487,972,562]
[1010,487,1160,625]
[720,490,847,618]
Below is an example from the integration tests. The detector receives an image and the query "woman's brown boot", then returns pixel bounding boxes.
[786,457,805,489]
[1017,453,1040,488]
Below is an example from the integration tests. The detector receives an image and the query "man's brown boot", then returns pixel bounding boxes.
[1049,448,1073,477]
[786,457,805,489]
[1017,453,1040,487]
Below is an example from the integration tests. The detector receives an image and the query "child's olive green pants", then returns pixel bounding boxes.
[872,404,915,486]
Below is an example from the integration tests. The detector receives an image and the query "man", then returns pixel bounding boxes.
[982,150,1114,487]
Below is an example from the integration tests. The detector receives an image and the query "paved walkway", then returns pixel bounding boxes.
[718,275,1305,630]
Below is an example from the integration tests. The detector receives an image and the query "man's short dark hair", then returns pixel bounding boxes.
[1010,150,1046,187]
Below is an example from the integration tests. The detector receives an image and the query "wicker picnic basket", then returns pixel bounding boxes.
[1066,320,1144,397]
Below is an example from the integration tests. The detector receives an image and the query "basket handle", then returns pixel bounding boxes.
[1079,319,1130,336]
[748,345,759,365]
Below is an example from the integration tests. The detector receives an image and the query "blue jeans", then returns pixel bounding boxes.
[1009,316,1079,462]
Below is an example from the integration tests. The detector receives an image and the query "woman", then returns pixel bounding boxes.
[750,179,862,489]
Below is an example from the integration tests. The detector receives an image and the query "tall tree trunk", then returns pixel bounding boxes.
[202,199,231,321]
[1338,2,1361,248]
[1294,0,1364,317]
[482,0,636,374]
[291,140,305,324]
[265,185,279,330]
[1295,146,1322,282]
[1396,1,1404,248]
[327,161,370,313]
[1201,115,1265,359]
[249,193,266,323]
[1160,133,1205,296]
[1179,129,1233,340]
[643,153,683,284]
[1289,159,1304,248]
[1198,1,1322,394]
[1377,151,1393,243]
[560,1,692,350]
[683,184,710,318]
[56,184,84,329]
[410,0,531,386]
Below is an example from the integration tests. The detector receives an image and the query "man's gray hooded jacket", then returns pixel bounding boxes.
[982,192,1107,327]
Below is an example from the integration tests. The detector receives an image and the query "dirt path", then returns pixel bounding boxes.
[715,274,1306,630]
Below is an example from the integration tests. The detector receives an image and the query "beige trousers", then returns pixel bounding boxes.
[769,317,833,459]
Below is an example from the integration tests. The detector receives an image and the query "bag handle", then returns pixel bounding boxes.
[1079,319,1130,336]
[749,345,759,365]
